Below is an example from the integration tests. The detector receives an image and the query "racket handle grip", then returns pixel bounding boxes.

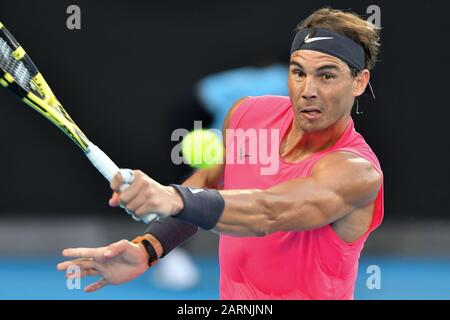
[85,143,120,181]
[119,169,159,223]
[85,143,159,224]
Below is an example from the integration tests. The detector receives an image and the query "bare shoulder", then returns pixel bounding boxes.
[312,151,380,177]
[311,151,382,208]
[222,96,251,133]
[202,97,250,188]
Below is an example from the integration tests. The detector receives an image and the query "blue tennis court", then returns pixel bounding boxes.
[1,255,449,300]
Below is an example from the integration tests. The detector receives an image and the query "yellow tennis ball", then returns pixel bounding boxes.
[182,129,223,169]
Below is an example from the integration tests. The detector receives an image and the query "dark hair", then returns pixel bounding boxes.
[295,7,381,71]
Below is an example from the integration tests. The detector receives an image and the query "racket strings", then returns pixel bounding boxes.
[0,37,35,95]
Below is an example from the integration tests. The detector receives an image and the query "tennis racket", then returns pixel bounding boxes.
[0,21,158,224]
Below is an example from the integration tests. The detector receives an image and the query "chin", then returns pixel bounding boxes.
[298,119,327,133]
[299,123,321,133]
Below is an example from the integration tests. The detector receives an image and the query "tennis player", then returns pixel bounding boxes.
[58,7,383,299]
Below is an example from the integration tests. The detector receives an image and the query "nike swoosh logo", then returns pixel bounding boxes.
[304,34,334,43]
[188,188,205,194]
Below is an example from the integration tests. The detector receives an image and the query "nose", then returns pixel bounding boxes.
[301,76,318,100]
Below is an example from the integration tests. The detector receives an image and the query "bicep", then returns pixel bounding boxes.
[265,152,382,232]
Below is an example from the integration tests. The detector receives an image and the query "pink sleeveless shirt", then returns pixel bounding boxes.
[219,96,384,300]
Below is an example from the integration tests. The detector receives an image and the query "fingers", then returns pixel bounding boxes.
[109,192,120,207]
[124,192,149,213]
[118,176,142,205]
[62,247,105,259]
[120,171,158,212]
[57,261,73,271]
[110,169,138,192]
[85,278,108,293]
[57,259,96,271]
[104,239,130,258]
[135,202,158,217]
[80,269,100,278]
[110,172,124,192]
[57,258,92,271]
[110,170,159,214]
[65,268,99,278]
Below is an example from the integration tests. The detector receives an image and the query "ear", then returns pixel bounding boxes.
[353,69,370,97]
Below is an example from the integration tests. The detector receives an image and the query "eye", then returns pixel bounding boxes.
[321,73,336,80]
[291,69,305,78]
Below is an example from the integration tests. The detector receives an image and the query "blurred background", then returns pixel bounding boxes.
[0,0,449,299]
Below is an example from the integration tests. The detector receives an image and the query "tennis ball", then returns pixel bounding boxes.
[182,129,223,169]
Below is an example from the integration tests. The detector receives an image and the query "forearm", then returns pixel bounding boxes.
[213,189,276,236]
[144,217,198,258]
[170,185,281,237]
[171,184,319,237]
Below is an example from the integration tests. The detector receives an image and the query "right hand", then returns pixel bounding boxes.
[57,239,150,292]
[108,170,182,219]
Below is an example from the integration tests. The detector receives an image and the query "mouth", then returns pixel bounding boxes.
[300,107,322,119]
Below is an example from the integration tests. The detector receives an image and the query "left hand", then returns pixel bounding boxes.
[57,239,150,292]
[109,170,183,218]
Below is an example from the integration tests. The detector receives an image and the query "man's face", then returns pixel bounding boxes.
[288,50,364,132]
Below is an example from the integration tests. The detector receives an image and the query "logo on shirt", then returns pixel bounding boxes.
[239,147,251,160]
[225,128,280,175]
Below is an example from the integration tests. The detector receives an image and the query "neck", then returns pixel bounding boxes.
[281,115,350,161]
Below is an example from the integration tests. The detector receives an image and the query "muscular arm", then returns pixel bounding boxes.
[213,152,382,237]
[142,97,249,257]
